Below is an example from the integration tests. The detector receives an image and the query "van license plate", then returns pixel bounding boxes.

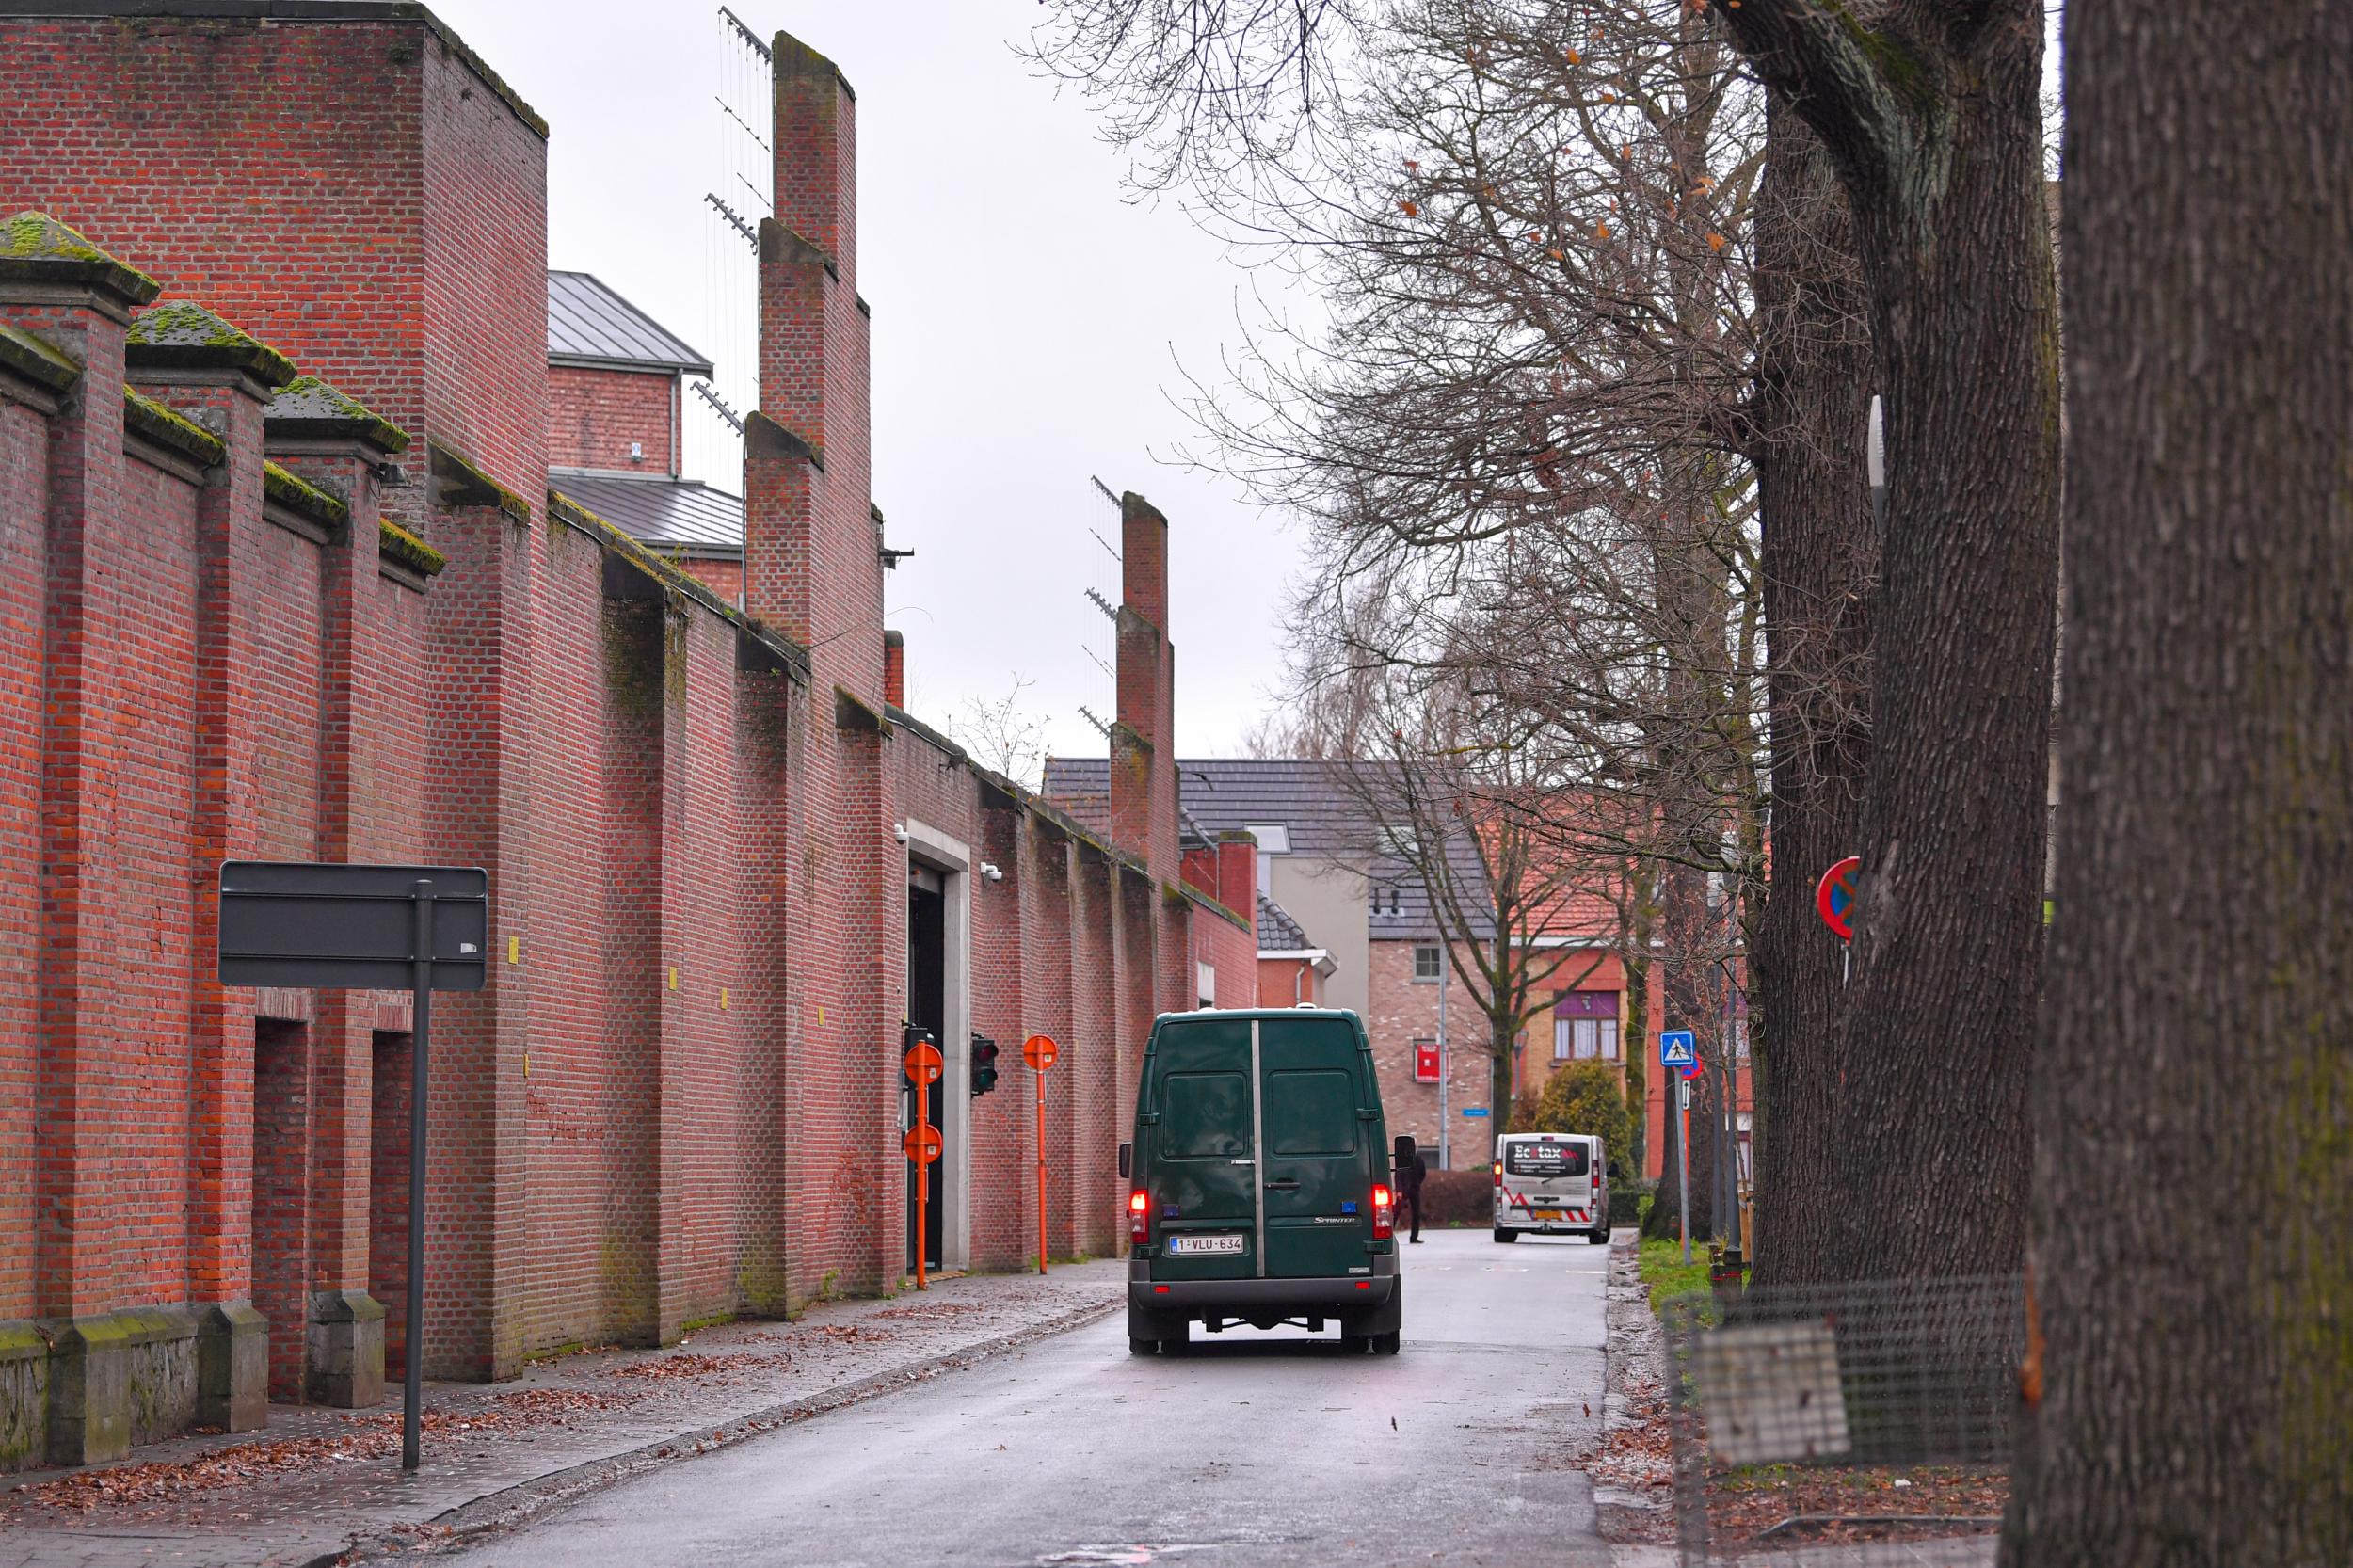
[1166,1234,1244,1256]
[1532,1209,1565,1222]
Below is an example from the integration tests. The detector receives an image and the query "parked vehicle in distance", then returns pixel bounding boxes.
[1492,1131,1609,1244]
[1122,1008,1407,1355]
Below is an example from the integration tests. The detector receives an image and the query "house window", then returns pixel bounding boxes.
[1196,962,1216,1009]
[1412,944,1442,983]
[1557,1017,1622,1061]
[1244,824,1289,896]
[1731,1018,1750,1060]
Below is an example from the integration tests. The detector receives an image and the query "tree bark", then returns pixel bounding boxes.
[1721,0,2061,1282]
[1745,102,1876,1288]
[2001,2,2353,1562]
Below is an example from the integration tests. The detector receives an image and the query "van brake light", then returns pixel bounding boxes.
[1492,1160,1502,1188]
[1128,1188,1150,1246]
[1370,1183,1395,1240]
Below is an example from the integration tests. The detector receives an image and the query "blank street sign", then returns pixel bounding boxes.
[218,862,488,991]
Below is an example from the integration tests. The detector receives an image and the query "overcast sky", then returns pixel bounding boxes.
[424,0,1300,765]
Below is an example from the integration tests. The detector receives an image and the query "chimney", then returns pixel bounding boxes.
[1214,832,1257,921]
[1110,491,1178,878]
[883,630,904,709]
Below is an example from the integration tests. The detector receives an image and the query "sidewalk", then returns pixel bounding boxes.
[0,1262,1122,1568]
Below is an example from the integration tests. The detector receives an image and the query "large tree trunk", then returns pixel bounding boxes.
[1745,103,1876,1288]
[2001,3,2353,1562]
[1724,0,2061,1284]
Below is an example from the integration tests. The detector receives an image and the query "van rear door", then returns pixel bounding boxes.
[1257,1014,1373,1279]
[1145,1016,1257,1280]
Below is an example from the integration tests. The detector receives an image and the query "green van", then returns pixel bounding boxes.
[1121,1007,1410,1355]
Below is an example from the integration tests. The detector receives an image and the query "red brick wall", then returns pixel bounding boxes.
[0,397,48,1320]
[1363,940,1498,1169]
[677,557,744,605]
[0,15,431,494]
[548,366,674,474]
[0,12,1249,1469]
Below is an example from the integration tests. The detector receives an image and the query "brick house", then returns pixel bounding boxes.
[542,270,749,606]
[1043,758,1641,1171]
[0,3,1256,1471]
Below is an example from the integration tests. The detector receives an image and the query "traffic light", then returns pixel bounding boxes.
[970,1032,1000,1096]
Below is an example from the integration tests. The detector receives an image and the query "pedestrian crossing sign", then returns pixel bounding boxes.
[1659,1030,1697,1068]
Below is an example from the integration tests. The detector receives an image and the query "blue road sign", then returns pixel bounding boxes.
[1460,1106,1491,1118]
[1659,1030,1697,1069]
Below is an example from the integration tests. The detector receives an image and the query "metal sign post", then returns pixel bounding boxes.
[1023,1034,1058,1273]
[902,1036,944,1290]
[1676,1077,1693,1266]
[1659,1031,1698,1264]
[217,862,487,1474]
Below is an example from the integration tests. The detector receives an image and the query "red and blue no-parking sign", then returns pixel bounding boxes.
[1815,856,1862,941]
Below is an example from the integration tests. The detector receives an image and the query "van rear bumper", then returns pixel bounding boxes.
[1130,1256,1396,1311]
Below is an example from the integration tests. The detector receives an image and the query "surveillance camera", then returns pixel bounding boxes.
[979,862,1003,882]
[892,824,909,844]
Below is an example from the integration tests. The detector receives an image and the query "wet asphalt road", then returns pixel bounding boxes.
[443,1228,1613,1568]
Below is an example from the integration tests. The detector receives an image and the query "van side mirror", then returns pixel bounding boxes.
[1392,1134,1417,1170]
[1118,1142,1133,1179]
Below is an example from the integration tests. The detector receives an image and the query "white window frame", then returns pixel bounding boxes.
[1412,944,1442,983]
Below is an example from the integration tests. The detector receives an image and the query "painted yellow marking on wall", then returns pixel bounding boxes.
[522,1051,531,1078]
[508,935,520,965]
[668,966,680,992]
[720,987,729,1011]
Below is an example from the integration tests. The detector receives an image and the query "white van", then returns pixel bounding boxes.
[1492,1132,1609,1244]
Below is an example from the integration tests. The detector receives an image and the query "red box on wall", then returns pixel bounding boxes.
[1414,1041,1441,1082]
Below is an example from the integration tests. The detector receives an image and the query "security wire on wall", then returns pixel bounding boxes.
[690,6,771,493]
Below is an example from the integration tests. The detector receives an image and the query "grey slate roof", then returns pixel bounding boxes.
[1041,756,1495,940]
[1257,893,1311,952]
[550,471,744,554]
[548,271,713,375]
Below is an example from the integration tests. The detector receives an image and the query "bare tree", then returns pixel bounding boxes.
[1032,0,1878,1257]
[2003,3,2353,1561]
[952,674,1053,792]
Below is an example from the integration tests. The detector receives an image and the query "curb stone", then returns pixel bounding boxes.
[311,1294,1122,1565]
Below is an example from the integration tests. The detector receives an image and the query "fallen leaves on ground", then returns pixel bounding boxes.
[1708,1463,2008,1549]
[605,1351,792,1383]
[6,1387,642,1515]
[802,1321,890,1342]
[869,1301,986,1320]
[8,1430,395,1512]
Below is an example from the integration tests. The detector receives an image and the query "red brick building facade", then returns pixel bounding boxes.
[0,3,1254,1470]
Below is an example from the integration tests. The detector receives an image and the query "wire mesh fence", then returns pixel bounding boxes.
[1663,1273,2025,1565]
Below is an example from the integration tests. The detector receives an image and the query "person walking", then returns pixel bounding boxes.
[1401,1149,1428,1243]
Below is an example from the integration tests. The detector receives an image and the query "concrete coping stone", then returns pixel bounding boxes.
[1172,877,1253,933]
[264,374,409,455]
[40,1304,199,1353]
[0,211,161,305]
[378,518,447,580]
[307,1289,387,1324]
[426,436,530,522]
[263,459,351,529]
[0,321,81,392]
[547,488,809,677]
[0,1320,48,1364]
[126,299,298,387]
[123,387,227,468]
